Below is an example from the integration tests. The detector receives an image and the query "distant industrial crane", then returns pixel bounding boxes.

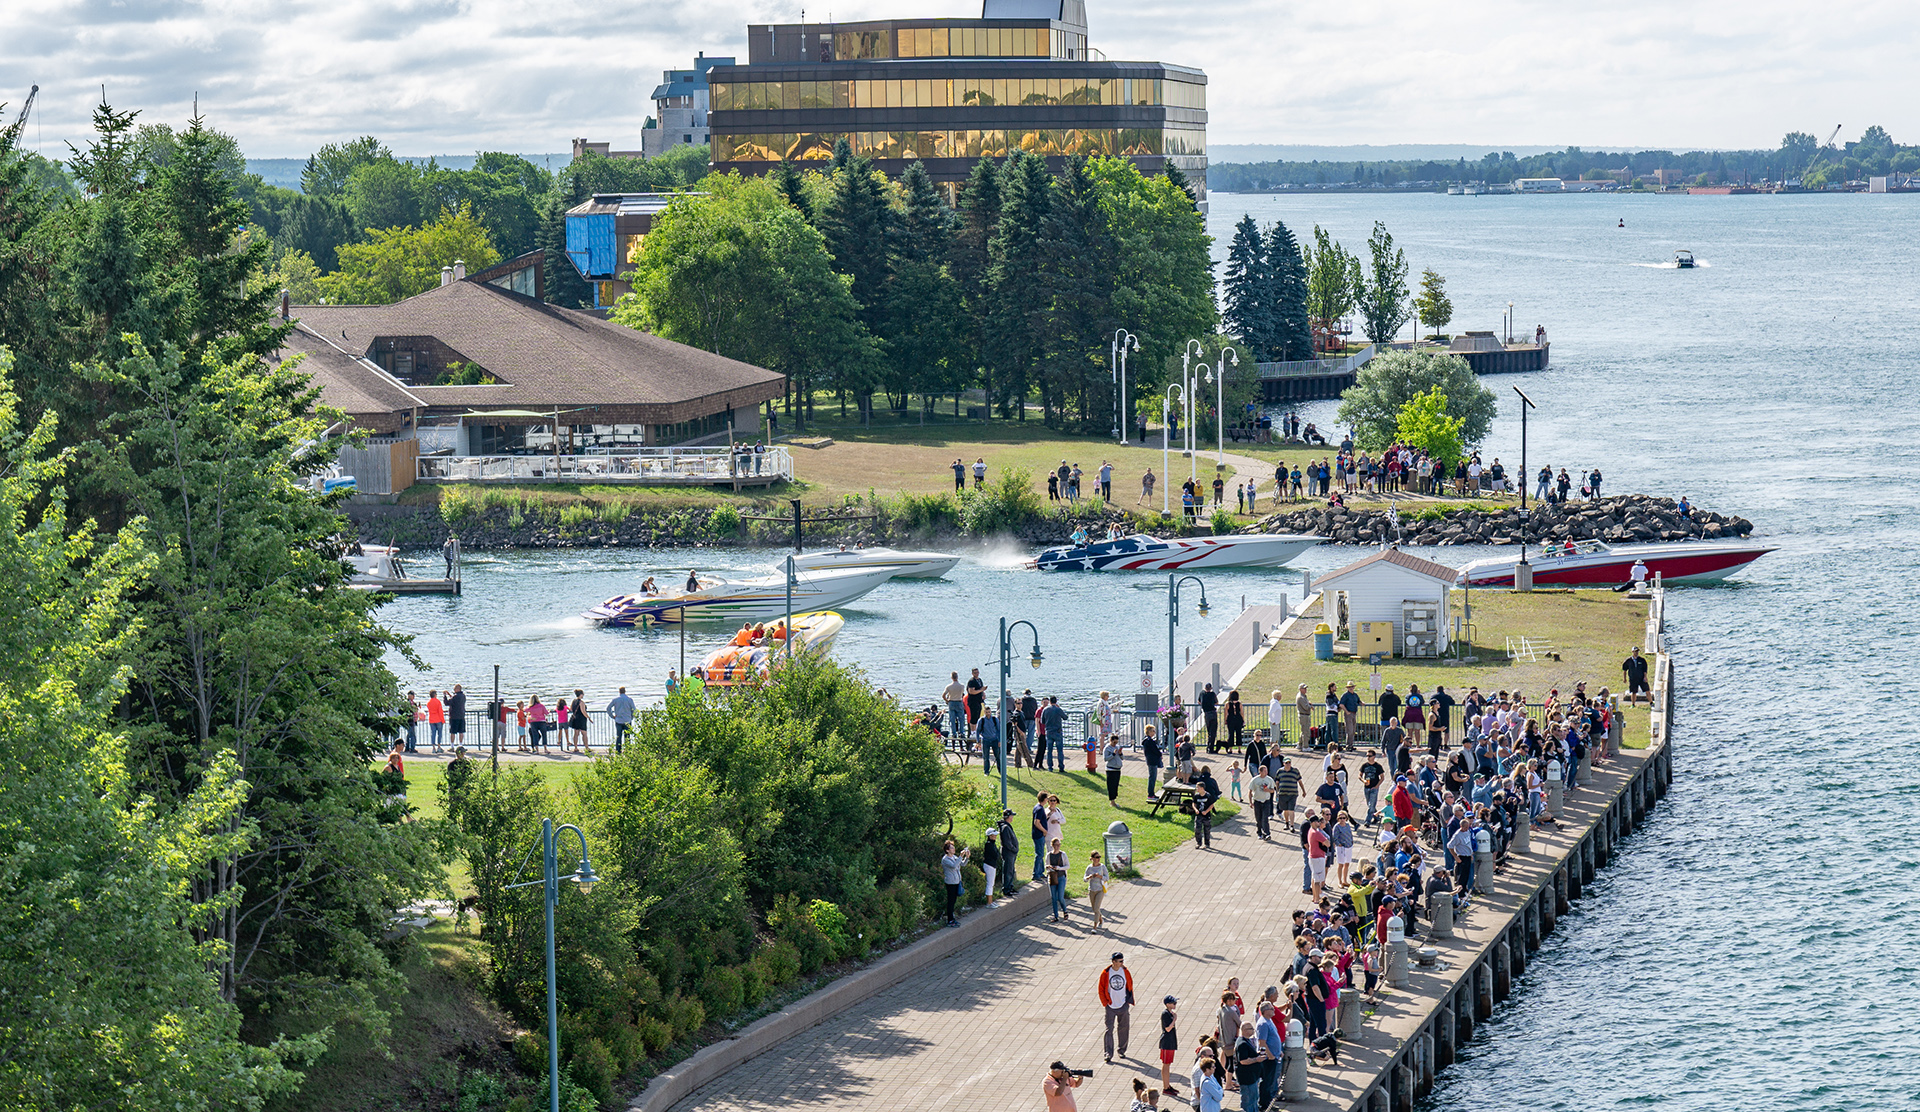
[1822,124,1842,152]
[9,84,36,132]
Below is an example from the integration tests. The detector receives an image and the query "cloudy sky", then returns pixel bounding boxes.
[4,0,1914,160]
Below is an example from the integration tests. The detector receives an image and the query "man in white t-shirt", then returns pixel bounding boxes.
[1097,952,1134,1062]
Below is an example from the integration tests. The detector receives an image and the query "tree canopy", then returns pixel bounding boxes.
[318,203,501,305]
[1336,349,1496,450]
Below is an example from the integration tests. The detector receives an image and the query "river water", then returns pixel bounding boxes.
[380,192,1920,1108]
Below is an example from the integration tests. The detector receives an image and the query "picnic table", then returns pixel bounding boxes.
[1149,780,1198,817]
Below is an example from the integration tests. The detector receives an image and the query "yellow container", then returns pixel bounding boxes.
[1357,620,1394,657]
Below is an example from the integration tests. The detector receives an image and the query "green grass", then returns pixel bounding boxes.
[400,760,592,898]
[954,766,1238,897]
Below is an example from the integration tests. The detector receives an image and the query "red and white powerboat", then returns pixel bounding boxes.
[1452,538,1775,588]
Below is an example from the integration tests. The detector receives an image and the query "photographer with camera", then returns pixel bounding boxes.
[1042,1060,1088,1110]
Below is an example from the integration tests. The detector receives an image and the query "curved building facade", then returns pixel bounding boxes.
[706,0,1206,198]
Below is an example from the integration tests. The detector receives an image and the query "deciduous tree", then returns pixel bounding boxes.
[1355,220,1411,343]
[318,203,500,305]
[1336,349,1495,450]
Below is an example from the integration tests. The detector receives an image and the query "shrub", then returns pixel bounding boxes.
[567,1037,616,1103]
[710,503,742,533]
[958,467,1042,535]
[605,1022,646,1071]
[737,960,766,1009]
[962,861,987,905]
[1210,508,1237,534]
[559,504,595,527]
[600,500,632,525]
[807,899,847,950]
[638,1015,674,1057]
[511,1031,546,1076]
[454,1070,508,1112]
[696,965,744,1019]
[756,940,802,987]
[885,881,923,935]
[887,490,958,532]
[667,996,707,1039]
[440,488,476,525]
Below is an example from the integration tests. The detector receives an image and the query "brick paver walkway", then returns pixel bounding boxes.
[667,770,1338,1111]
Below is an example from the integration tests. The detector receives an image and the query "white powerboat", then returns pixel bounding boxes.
[342,544,460,595]
[1034,532,1320,571]
[1453,538,1774,588]
[787,546,960,579]
[583,565,898,627]
[697,611,845,686]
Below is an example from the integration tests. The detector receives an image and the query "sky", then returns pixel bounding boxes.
[3,0,1915,161]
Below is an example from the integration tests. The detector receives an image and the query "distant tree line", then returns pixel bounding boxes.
[1210,126,1920,191]
[1221,218,1445,352]
[615,144,1217,432]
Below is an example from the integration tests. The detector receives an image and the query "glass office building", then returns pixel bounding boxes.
[707,0,1207,198]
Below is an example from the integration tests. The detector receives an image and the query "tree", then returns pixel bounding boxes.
[1221,215,1272,359]
[1303,225,1358,349]
[985,150,1052,420]
[1035,155,1116,428]
[1335,349,1495,450]
[1265,220,1313,360]
[275,195,359,272]
[302,136,391,197]
[1412,268,1453,336]
[0,346,306,1112]
[260,248,324,303]
[773,159,813,222]
[1354,220,1411,343]
[1394,385,1465,470]
[881,162,963,415]
[95,339,446,1034]
[819,153,895,370]
[537,191,593,310]
[343,158,424,233]
[318,204,501,305]
[949,158,1001,413]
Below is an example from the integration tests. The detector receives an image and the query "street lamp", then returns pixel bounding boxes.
[1167,573,1210,708]
[1211,345,1239,474]
[1506,300,1515,345]
[1161,381,1186,517]
[506,818,600,1112]
[996,617,1043,811]
[1182,340,1206,477]
[1111,328,1139,444]
[1513,385,1537,566]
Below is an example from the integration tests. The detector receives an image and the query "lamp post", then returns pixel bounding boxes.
[492,663,501,774]
[1513,385,1536,563]
[1167,573,1210,707]
[1161,382,1186,517]
[1211,345,1238,473]
[1182,340,1206,481]
[1506,300,1515,345]
[1111,328,1139,444]
[506,819,600,1112]
[996,618,1044,811]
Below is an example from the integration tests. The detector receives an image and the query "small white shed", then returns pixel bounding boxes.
[1312,548,1456,657]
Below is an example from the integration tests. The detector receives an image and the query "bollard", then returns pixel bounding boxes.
[1512,808,1531,855]
[1337,980,1364,1033]
[1473,848,1494,895]
[1579,748,1592,784]
[1428,885,1454,939]
[1547,779,1564,820]
[1386,914,1409,988]
[1282,1018,1308,1099]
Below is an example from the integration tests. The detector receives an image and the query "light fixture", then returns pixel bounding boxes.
[1029,647,1044,669]
[574,861,599,894]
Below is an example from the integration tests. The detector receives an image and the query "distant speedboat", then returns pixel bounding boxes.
[787,546,959,579]
[1674,249,1697,268]
[1452,538,1774,588]
[1034,532,1320,572]
[583,566,897,626]
[342,544,459,595]
[1447,185,1464,195]
[698,611,845,686]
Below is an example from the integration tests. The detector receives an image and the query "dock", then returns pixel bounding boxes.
[1172,603,1294,702]
[627,593,1677,1112]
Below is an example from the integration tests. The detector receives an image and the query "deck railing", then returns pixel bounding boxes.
[416,446,792,484]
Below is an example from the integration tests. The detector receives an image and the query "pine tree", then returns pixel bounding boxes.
[774,158,813,222]
[1037,156,1115,429]
[986,150,1051,420]
[820,153,894,343]
[1221,215,1271,359]
[883,162,962,416]
[537,190,592,309]
[950,158,1002,418]
[150,116,286,363]
[1163,162,1197,207]
[1266,220,1314,360]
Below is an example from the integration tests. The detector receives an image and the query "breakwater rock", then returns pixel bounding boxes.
[1249,493,1755,547]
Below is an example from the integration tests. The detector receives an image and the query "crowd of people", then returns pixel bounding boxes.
[1023,668,1635,1112]
[390,684,640,761]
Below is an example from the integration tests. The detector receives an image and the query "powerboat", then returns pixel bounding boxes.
[583,565,897,627]
[1034,532,1321,572]
[697,611,845,686]
[786,546,960,579]
[1452,538,1774,588]
[1674,249,1696,268]
[342,544,460,594]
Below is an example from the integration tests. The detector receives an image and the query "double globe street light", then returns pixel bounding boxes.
[1111,328,1140,444]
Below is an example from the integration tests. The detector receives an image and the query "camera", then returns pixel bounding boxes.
[1065,1069,1094,1078]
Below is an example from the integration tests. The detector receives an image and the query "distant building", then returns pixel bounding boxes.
[643,53,734,156]
[562,193,688,310]
[706,0,1207,198]
[1513,177,1565,193]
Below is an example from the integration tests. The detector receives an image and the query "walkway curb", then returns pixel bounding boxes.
[628,881,1050,1112]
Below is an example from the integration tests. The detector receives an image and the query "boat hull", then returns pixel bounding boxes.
[584,568,897,626]
[698,612,844,685]
[1455,543,1774,588]
[1036,533,1320,572]
[788,548,960,579]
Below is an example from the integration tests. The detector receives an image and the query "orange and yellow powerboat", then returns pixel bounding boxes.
[697,611,845,686]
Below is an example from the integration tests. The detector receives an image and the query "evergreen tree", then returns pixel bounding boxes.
[831,137,854,172]
[1221,215,1272,359]
[275,194,359,272]
[1265,220,1313,360]
[537,190,593,309]
[150,116,287,363]
[774,158,813,223]
[882,162,962,416]
[819,153,894,363]
[1163,161,1197,207]
[1036,155,1115,428]
[950,158,1002,415]
[985,150,1051,419]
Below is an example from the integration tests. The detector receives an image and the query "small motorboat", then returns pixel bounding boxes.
[342,544,460,594]
[583,565,897,627]
[787,546,960,580]
[1674,249,1696,268]
[697,611,845,685]
[1452,538,1774,588]
[1034,532,1320,572]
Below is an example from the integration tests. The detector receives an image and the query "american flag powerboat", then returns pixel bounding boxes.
[1034,532,1320,572]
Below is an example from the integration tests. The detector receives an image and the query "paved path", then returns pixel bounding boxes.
[665,771,1331,1112]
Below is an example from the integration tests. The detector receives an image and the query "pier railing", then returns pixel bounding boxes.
[415,446,792,485]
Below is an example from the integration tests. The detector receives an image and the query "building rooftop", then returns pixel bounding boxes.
[1314,547,1461,586]
[278,324,424,432]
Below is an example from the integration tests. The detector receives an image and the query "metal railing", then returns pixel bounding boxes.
[392,706,656,752]
[416,446,792,483]
[1255,343,1380,380]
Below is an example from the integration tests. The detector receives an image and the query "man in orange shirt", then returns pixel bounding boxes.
[426,690,445,752]
[1097,951,1134,1063]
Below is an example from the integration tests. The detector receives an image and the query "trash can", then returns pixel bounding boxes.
[1313,622,1334,661]
[1104,821,1132,870]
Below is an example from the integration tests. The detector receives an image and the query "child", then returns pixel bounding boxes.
[1229,761,1244,801]
[514,700,528,751]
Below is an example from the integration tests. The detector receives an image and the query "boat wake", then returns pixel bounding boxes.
[1632,260,1713,268]
[973,539,1034,569]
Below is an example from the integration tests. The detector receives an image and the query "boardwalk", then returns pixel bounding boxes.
[1173,604,1295,700]
[656,741,1654,1112]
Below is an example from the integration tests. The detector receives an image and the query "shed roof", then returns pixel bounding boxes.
[1313,547,1459,588]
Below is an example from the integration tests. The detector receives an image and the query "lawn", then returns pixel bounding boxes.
[953,764,1238,897]
[1241,589,1654,746]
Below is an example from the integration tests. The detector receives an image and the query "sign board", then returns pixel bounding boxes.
[1140,660,1154,672]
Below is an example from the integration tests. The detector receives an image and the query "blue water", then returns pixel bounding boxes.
[380,191,1920,1107]
[1205,191,1920,1109]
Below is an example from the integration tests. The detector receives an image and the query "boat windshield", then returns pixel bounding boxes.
[1546,539,1611,557]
